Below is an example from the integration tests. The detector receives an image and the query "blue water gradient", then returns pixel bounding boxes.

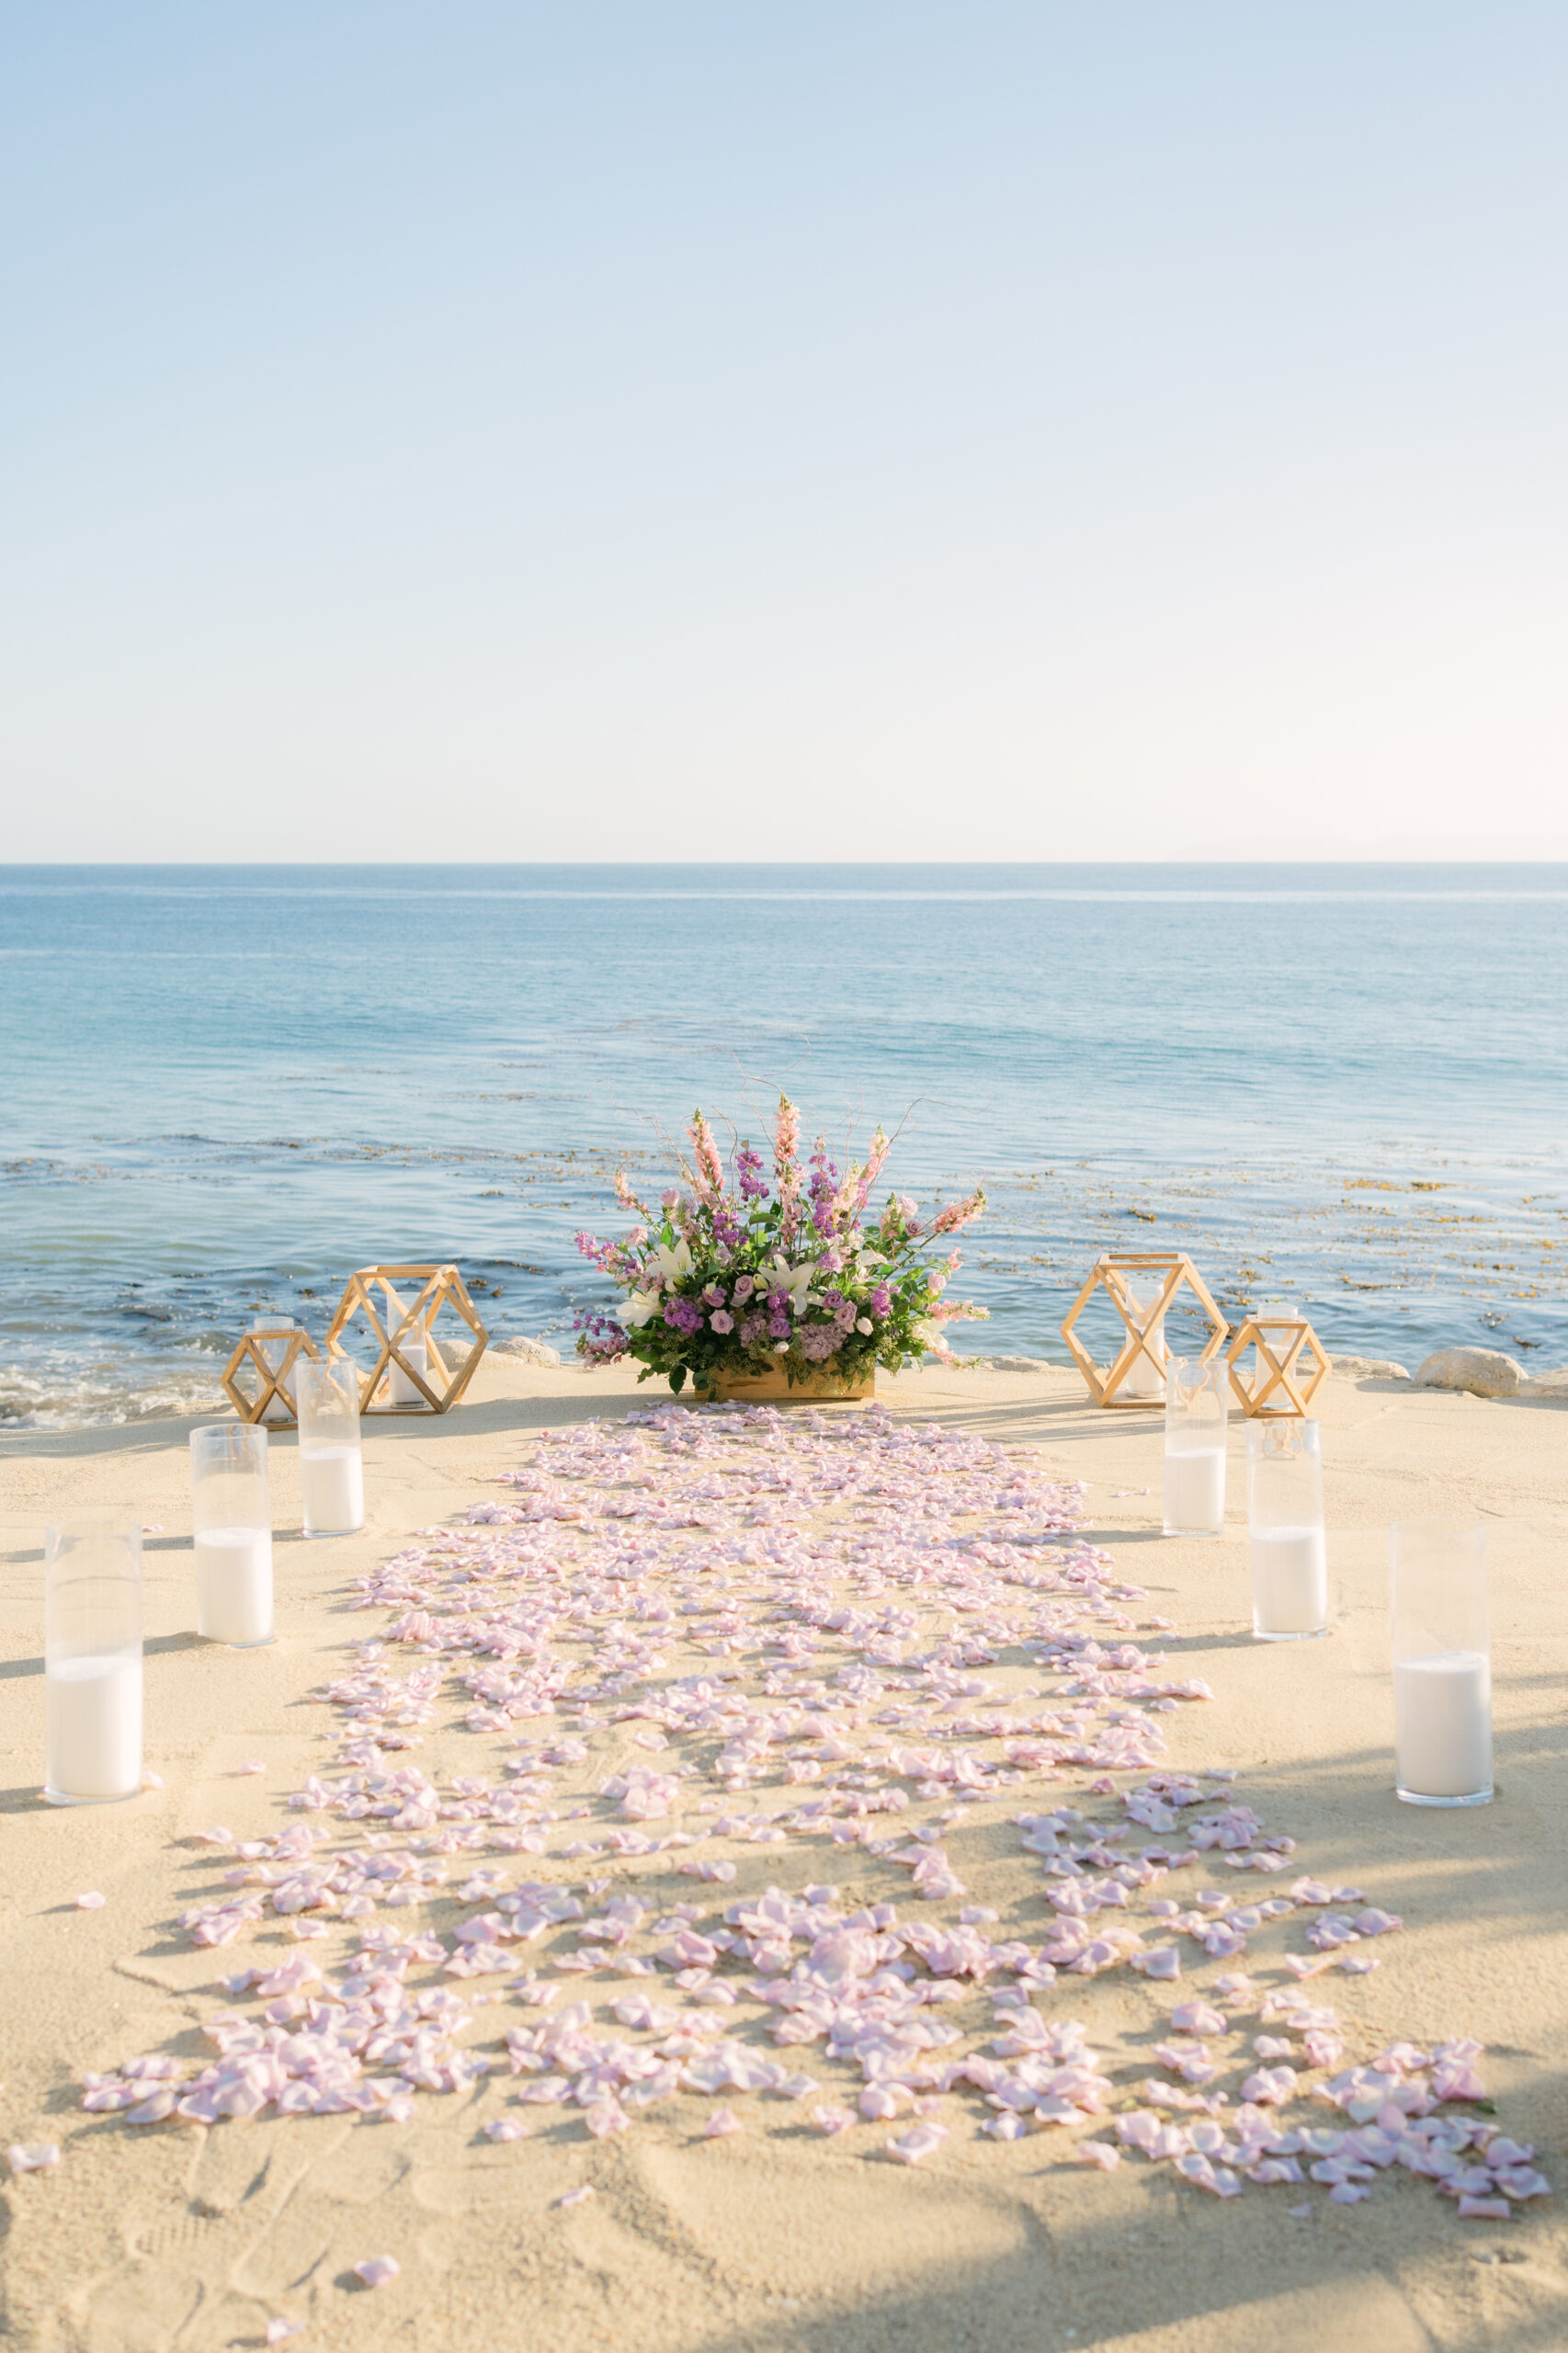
[2,864,1564,1425]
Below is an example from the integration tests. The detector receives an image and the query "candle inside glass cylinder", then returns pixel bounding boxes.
[44,1519,142,1804]
[1252,1302,1299,1409]
[1119,1278,1167,1398]
[1250,1525,1328,1638]
[296,1357,365,1538]
[47,1651,142,1802]
[1389,1521,1491,1806]
[1164,1447,1225,1535]
[389,1327,428,1406]
[1394,1651,1492,1802]
[195,1527,274,1645]
[252,1320,297,1420]
[301,1445,364,1535]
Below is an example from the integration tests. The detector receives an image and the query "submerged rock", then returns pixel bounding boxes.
[1414,1347,1523,1399]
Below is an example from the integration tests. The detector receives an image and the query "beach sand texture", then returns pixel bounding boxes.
[2,1359,1564,2353]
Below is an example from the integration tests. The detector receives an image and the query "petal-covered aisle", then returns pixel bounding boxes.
[83,1404,1547,2226]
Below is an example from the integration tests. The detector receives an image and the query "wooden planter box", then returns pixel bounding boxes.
[706,1363,875,1404]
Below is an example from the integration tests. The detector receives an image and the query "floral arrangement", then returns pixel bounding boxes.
[574,1097,987,1395]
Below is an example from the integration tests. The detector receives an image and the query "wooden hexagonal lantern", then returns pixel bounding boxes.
[324,1264,490,1415]
[1225,1313,1331,1417]
[1061,1251,1229,1408]
[222,1324,322,1425]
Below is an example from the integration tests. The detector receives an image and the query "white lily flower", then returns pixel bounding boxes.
[655,1239,693,1283]
[617,1289,663,1328]
[912,1316,946,1352]
[764,1255,817,1313]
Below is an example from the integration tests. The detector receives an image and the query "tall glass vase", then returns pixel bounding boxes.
[1245,1419,1327,1641]
[1164,1358,1227,1536]
[1390,1521,1492,1806]
[45,1518,143,1804]
[297,1356,365,1537]
[191,1423,273,1644]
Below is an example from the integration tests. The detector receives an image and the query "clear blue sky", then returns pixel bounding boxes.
[2,4,1564,859]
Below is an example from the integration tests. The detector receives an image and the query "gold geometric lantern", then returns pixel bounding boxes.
[221,1324,322,1425]
[1225,1313,1331,1418]
[324,1263,489,1415]
[1061,1251,1229,1409]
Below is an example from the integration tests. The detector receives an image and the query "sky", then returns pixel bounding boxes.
[2,4,1565,862]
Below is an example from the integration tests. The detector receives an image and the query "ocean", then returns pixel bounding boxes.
[3,863,1565,1427]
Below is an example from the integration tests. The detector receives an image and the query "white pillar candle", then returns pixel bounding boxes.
[1164,1447,1225,1536]
[46,1651,142,1802]
[389,1327,428,1406]
[1393,1651,1492,1802]
[1249,1525,1327,1638]
[195,1525,274,1645]
[301,1445,364,1536]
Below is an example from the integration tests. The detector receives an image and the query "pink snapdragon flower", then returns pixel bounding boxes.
[690,1109,725,1201]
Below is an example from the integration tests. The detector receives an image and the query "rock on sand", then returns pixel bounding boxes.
[1414,1347,1524,1399]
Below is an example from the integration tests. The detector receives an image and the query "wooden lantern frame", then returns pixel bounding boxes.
[324,1264,490,1415]
[1061,1251,1229,1409]
[1225,1314,1331,1417]
[222,1325,322,1426]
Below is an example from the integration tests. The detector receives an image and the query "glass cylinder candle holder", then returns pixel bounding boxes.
[1252,1300,1299,1412]
[191,1423,274,1645]
[1245,1418,1327,1641]
[1119,1273,1169,1399]
[252,1318,300,1421]
[44,1518,143,1804]
[1389,1521,1492,1807]
[382,1283,430,1407]
[1164,1358,1228,1536]
[296,1355,365,1537]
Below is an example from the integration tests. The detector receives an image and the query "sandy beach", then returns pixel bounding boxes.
[3,1357,1565,2353]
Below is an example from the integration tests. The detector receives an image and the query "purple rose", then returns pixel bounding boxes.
[869,1283,892,1318]
[709,1309,734,1334]
[733,1274,755,1303]
[703,1283,727,1307]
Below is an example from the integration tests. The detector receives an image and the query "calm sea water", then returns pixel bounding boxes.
[3,864,1566,1427]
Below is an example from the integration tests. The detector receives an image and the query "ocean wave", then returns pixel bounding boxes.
[0,1363,227,1433]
